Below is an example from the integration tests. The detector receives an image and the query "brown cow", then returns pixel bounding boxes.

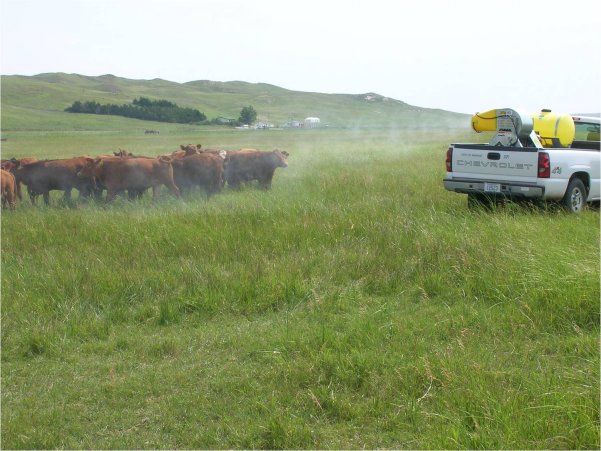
[165,144,203,159]
[223,149,289,189]
[77,156,180,201]
[94,150,149,199]
[1,169,17,210]
[171,152,224,196]
[2,157,39,200]
[14,157,95,205]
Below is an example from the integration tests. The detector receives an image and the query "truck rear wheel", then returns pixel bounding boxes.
[561,178,587,213]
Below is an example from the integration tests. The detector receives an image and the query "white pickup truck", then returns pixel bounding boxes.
[443,109,600,212]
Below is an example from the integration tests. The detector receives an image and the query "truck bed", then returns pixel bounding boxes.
[444,142,601,202]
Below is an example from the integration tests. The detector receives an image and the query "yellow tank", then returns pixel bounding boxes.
[530,109,575,148]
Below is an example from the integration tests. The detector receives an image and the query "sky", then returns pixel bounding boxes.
[1,0,600,114]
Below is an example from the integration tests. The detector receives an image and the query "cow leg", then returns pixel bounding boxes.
[7,191,16,210]
[259,170,276,189]
[106,188,118,202]
[43,191,50,205]
[152,185,160,201]
[128,189,145,200]
[165,182,181,199]
[15,181,22,200]
[208,179,220,197]
[229,177,241,189]
[77,184,93,201]
[66,188,78,207]
[258,177,271,189]
[28,190,36,205]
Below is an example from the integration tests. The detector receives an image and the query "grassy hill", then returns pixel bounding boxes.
[1,73,467,131]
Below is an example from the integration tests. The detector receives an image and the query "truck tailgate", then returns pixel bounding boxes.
[451,144,539,181]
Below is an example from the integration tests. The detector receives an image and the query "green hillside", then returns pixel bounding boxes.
[1,73,467,131]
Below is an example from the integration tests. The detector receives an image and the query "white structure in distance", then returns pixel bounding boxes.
[304,117,321,128]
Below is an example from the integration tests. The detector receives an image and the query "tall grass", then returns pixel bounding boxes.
[1,128,599,449]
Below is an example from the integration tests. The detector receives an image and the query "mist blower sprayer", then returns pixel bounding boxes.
[470,108,576,148]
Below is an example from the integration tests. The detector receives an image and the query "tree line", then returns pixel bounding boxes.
[65,97,206,124]
[65,97,260,127]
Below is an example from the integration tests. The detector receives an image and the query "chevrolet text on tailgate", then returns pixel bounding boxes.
[443,108,600,212]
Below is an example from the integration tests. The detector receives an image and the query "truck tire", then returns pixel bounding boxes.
[561,178,587,213]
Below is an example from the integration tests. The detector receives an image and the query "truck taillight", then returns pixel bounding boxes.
[538,152,550,178]
[446,146,453,172]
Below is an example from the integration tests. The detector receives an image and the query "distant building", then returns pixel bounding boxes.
[284,120,302,128]
[304,117,320,128]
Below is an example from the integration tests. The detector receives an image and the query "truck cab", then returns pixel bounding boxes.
[572,115,601,150]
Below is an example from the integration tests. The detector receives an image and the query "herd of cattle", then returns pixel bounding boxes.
[0,144,290,210]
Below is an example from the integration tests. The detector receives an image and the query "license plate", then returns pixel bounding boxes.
[484,182,501,193]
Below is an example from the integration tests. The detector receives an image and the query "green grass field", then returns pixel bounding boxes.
[1,75,599,449]
[1,125,599,449]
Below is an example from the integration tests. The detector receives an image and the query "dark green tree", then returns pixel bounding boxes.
[238,106,257,125]
[65,98,206,123]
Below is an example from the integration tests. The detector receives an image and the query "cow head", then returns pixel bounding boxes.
[179,144,202,156]
[11,157,38,171]
[77,157,102,179]
[273,149,289,168]
[114,148,132,157]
